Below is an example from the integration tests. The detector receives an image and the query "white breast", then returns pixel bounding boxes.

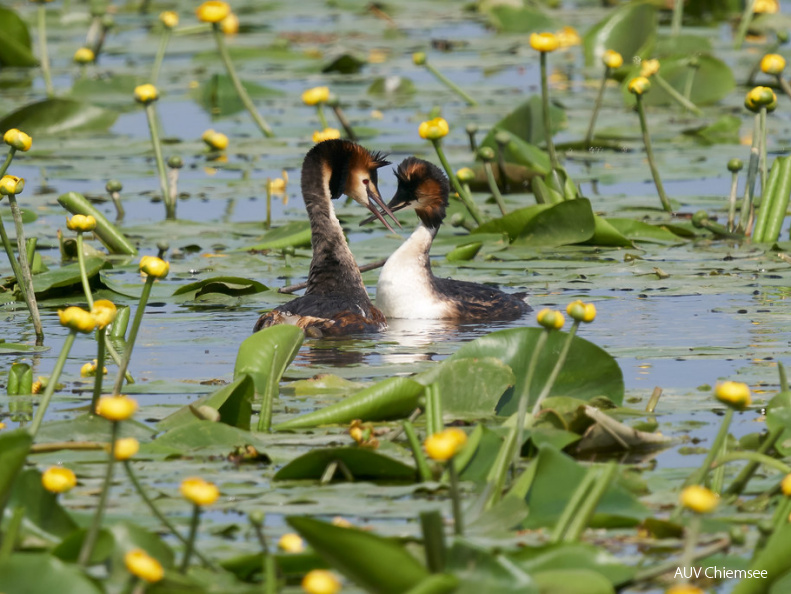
[377,225,453,319]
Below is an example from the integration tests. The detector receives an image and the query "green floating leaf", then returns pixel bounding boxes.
[0,6,37,67]
[485,5,556,34]
[532,569,615,594]
[515,198,595,247]
[595,217,684,246]
[621,55,734,108]
[235,221,312,252]
[234,325,304,394]
[510,543,635,587]
[173,276,269,297]
[275,447,416,482]
[521,444,648,529]
[447,541,538,594]
[71,74,145,103]
[368,76,416,98]
[52,529,114,565]
[275,376,425,430]
[0,99,117,135]
[481,96,566,147]
[6,469,78,541]
[473,204,550,241]
[480,129,551,176]
[193,73,284,117]
[0,429,32,519]
[107,522,175,584]
[157,374,255,431]
[146,420,265,456]
[0,342,50,354]
[58,191,138,256]
[288,516,430,594]
[582,1,657,66]
[322,53,366,74]
[32,257,108,297]
[436,327,623,415]
[653,34,712,58]
[446,242,482,262]
[584,216,633,248]
[0,553,101,594]
[416,358,514,417]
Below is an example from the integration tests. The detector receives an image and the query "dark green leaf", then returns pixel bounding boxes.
[480,129,551,176]
[0,429,32,519]
[510,543,635,586]
[732,524,791,594]
[480,96,566,146]
[0,6,37,67]
[52,528,114,564]
[157,374,255,431]
[0,553,102,594]
[235,221,312,252]
[288,516,430,594]
[274,447,416,481]
[6,469,78,540]
[582,1,657,66]
[473,205,550,241]
[234,324,304,394]
[485,6,556,34]
[58,192,138,256]
[173,276,268,297]
[32,257,107,296]
[0,342,49,355]
[532,569,615,594]
[416,358,514,416]
[515,198,596,247]
[682,115,741,145]
[447,541,538,594]
[145,420,265,456]
[601,217,682,245]
[0,99,118,135]
[193,74,284,117]
[322,53,366,74]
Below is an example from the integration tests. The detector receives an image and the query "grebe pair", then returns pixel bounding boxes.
[254,140,528,336]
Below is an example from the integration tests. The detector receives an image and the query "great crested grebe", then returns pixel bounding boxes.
[254,139,398,336]
[374,157,530,321]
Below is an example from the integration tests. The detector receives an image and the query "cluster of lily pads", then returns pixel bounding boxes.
[3,0,791,593]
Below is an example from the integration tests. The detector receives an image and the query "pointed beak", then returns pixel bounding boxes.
[365,185,401,231]
[360,200,411,226]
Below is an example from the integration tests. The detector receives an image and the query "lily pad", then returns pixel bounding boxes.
[583,1,657,66]
[275,447,416,481]
[0,99,117,135]
[0,6,36,67]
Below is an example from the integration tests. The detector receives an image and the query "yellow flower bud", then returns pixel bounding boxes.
[3,128,32,152]
[73,47,95,64]
[754,0,779,14]
[66,214,97,232]
[456,167,475,183]
[418,117,449,141]
[58,306,97,333]
[302,570,341,594]
[42,466,77,493]
[628,76,651,96]
[714,381,751,410]
[332,516,352,528]
[278,533,306,553]
[679,485,719,514]
[566,300,596,323]
[312,128,342,143]
[412,51,427,66]
[160,10,179,29]
[779,473,791,496]
[91,299,117,330]
[180,477,220,506]
[221,12,239,35]
[114,437,140,461]
[302,86,330,106]
[761,53,786,76]
[124,549,164,583]
[529,32,560,53]
[0,175,25,195]
[665,585,705,594]
[196,1,231,23]
[424,428,467,462]
[639,59,660,78]
[134,84,159,104]
[140,255,170,279]
[536,308,565,330]
[602,49,623,70]
[746,86,776,111]
[201,129,229,151]
[556,26,580,49]
[96,395,138,421]
[80,360,107,377]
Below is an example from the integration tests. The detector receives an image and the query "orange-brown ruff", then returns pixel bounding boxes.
[376,157,530,321]
[254,140,391,337]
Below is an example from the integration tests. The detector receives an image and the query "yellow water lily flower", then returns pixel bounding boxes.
[602,49,623,69]
[312,128,342,143]
[761,53,786,75]
[196,1,231,23]
[58,306,96,333]
[566,300,596,323]
[302,86,330,106]
[114,437,140,461]
[221,12,239,35]
[556,26,580,49]
[180,477,220,506]
[91,299,118,329]
[278,533,306,553]
[66,214,97,232]
[714,381,751,410]
[639,59,660,78]
[529,32,560,53]
[73,47,95,64]
[42,466,77,493]
[628,76,651,95]
[537,308,565,330]
[160,10,178,29]
[0,175,24,195]
[139,255,170,279]
[125,549,164,583]
[3,128,32,152]
[302,570,342,594]
[679,485,718,514]
[424,427,467,462]
[96,395,138,421]
[418,117,449,140]
[202,129,229,151]
[134,84,159,104]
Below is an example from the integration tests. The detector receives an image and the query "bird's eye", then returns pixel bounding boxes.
[362,179,369,185]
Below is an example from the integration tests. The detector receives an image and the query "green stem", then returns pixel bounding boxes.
[550,467,597,543]
[514,329,549,465]
[727,171,739,232]
[759,107,767,203]
[711,439,727,494]
[584,68,610,147]
[330,104,357,141]
[78,420,119,566]
[151,29,171,84]
[112,277,154,394]
[738,114,761,232]
[635,95,673,213]
[532,322,579,416]
[90,328,107,414]
[29,331,77,438]
[714,451,791,475]
[653,73,702,115]
[403,420,432,482]
[485,426,518,510]
[37,5,54,98]
[432,140,483,225]
[679,515,701,580]
[424,62,477,106]
[123,461,217,569]
[777,75,791,101]
[212,25,274,137]
[76,233,94,309]
[180,504,201,573]
[671,0,684,36]
[7,194,43,340]
[316,104,329,130]
[682,65,696,102]
[105,338,134,384]
[685,408,734,487]
[0,150,13,177]
[143,103,175,220]
[0,211,29,306]
[539,51,560,172]
[420,510,447,573]
[483,162,507,215]
[426,383,444,436]
[734,0,757,50]
[563,461,618,542]
[0,506,24,562]
[448,460,463,536]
